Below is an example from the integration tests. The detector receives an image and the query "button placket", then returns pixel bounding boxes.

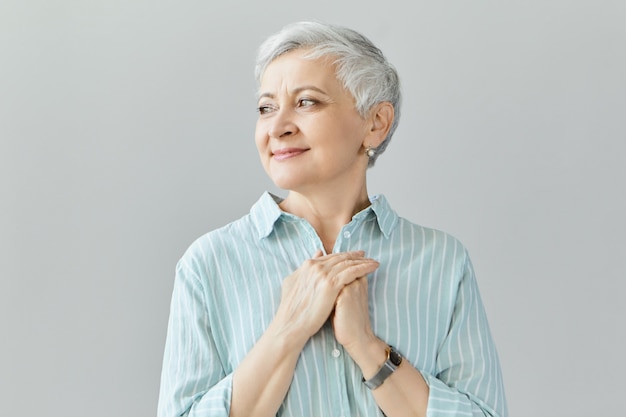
[333,226,353,253]
[329,344,349,417]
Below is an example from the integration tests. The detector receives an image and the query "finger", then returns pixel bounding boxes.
[344,275,369,291]
[361,275,369,290]
[317,250,366,260]
[323,255,378,278]
[332,259,379,286]
[313,250,368,268]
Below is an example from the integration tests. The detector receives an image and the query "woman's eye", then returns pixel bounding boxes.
[298,98,316,107]
[257,105,275,115]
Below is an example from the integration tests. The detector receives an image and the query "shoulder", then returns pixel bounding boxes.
[181,192,277,260]
[371,194,471,265]
[176,210,258,277]
[189,211,256,254]
[395,216,465,248]
[394,216,470,264]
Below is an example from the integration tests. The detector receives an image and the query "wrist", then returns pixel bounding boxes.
[345,336,389,380]
[363,345,403,390]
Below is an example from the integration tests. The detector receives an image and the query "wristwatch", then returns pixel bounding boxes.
[363,345,403,390]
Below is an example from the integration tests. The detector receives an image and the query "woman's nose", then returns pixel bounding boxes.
[268,107,298,139]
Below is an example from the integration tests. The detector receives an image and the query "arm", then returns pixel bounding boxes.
[333,277,430,417]
[158,250,380,417]
[157,258,232,417]
[333,252,508,417]
[230,250,380,417]
[420,253,508,417]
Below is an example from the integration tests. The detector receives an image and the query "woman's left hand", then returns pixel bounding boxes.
[332,275,376,352]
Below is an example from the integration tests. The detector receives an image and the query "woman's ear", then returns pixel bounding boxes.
[366,102,394,148]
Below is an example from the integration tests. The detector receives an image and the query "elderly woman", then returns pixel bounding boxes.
[158,21,508,417]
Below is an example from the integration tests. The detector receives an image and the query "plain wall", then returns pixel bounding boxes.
[2,1,624,416]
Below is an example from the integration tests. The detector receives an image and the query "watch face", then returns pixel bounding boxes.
[389,348,402,366]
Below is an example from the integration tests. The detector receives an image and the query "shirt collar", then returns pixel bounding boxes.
[366,194,398,239]
[250,191,398,240]
[250,192,284,239]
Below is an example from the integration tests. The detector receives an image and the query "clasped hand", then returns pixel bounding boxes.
[276,250,379,350]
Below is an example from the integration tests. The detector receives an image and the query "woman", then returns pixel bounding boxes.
[158,21,508,417]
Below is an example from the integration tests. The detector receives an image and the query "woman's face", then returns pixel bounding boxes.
[255,49,370,193]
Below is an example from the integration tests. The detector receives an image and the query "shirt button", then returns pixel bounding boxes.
[343,231,351,239]
[332,348,341,358]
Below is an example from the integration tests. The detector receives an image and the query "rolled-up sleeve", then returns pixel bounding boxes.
[157,257,232,417]
[422,252,508,417]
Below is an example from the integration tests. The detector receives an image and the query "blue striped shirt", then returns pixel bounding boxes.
[158,192,508,417]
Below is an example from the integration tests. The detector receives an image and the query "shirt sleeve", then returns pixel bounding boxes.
[421,251,508,417]
[157,255,232,417]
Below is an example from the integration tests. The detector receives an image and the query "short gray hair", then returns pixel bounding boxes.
[255,21,401,167]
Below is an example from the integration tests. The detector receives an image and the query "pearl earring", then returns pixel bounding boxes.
[366,146,376,158]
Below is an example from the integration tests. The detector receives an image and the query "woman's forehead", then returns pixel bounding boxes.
[258,50,343,97]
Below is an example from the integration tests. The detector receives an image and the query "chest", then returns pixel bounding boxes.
[203,242,458,378]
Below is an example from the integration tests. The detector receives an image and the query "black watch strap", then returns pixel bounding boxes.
[363,346,402,390]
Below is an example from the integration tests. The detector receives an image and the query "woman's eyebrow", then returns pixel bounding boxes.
[291,85,328,96]
[257,85,329,101]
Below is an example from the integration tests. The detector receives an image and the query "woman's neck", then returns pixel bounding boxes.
[279,184,371,253]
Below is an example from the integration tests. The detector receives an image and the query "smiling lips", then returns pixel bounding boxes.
[272,148,309,161]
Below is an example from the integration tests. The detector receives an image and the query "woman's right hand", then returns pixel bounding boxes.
[273,250,380,347]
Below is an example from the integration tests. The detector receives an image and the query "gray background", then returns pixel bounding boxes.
[2,1,624,416]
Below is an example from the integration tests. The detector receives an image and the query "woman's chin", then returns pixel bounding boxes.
[270,177,301,191]
[268,171,313,192]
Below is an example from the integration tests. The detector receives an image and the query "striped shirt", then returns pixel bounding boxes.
[157,192,508,417]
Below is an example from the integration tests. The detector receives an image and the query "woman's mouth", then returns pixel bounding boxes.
[272,148,309,161]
